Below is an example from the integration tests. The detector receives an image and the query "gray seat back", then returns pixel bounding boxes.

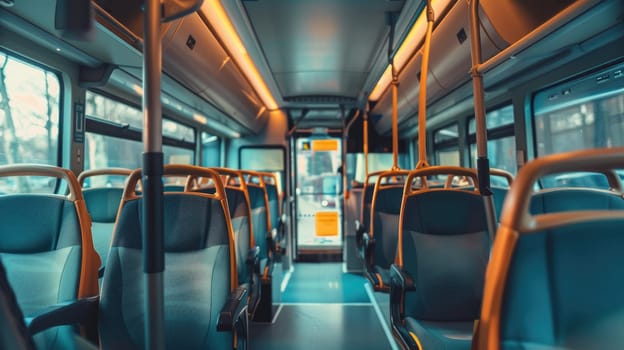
[79,168,131,272]
[368,170,410,272]
[500,188,624,349]
[401,189,490,321]
[99,166,237,349]
[0,258,35,350]
[396,167,490,323]
[0,164,100,350]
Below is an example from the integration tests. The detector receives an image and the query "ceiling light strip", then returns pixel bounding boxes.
[369,0,454,102]
[201,0,278,111]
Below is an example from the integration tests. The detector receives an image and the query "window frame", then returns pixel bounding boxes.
[467,103,516,168]
[84,89,196,158]
[530,61,624,159]
[433,122,460,165]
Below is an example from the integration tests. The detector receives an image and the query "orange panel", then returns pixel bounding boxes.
[315,211,339,236]
[311,139,339,152]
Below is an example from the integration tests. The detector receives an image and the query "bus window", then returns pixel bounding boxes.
[201,132,220,167]
[350,152,409,185]
[533,62,624,188]
[85,91,195,174]
[433,124,460,166]
[468,104,516,177]
[240,146,286,191]
[0,52,61,193]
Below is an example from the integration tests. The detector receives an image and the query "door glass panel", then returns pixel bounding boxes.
[295,137,342,252]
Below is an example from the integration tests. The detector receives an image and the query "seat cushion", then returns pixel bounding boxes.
[405,317,474,350]
[0,194,91,350]
[100,246,232,350]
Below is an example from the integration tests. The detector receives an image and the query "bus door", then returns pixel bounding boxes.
[295,137,343,257]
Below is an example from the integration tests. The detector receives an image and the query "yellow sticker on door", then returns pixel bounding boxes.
[315,211,339,236]
[311,139,339,152]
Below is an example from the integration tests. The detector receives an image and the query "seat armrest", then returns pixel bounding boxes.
[390,264,416,322]
[389,265,420,349]
[390,264,415,292]
[269,228,280,258]
[217,286,248,332]
[247,246,260,267]
[263,235,276,279]
[361,232,374,260]
[362,232,374,248]
[355,220,365,248]
[25,296,99,335]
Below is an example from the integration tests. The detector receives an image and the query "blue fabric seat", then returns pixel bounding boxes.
[247,185,269,271]
[264,179,281,233]
[0,256,100,350]
[364,183,405,292]
[0,257,36,350]
[263,175,284,257]
[242,171,275,322]
[489,168,513,224]
[391,167,490,350]
[0,164,100,350]
[99,166,246,349]
[491,186,508,222]
[355,175,377,251]
[225,187,254,285]
[82,187,124,273]
[497,188,624,350]
[78,168,131,278]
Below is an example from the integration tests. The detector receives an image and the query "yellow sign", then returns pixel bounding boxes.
[311,139,339,152]
[315,211,339,236]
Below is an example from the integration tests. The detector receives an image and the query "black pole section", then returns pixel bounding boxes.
[477,157,492,196]
[142,152,164,274]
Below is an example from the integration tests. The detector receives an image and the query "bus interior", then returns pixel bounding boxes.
[1,0,624,349]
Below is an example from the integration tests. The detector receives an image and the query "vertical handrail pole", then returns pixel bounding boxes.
[415,0,434,169]
[343,109,361,199]
[391,66,400,170]
[142,0,165,349]
[470,0,496,239]
[363,108,369,176]
[341,105,348,199]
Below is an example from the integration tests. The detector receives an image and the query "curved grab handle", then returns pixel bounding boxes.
[374,169,413,189]
[549,169,622,192]
[404,166,480,195]
[187,167,248,193]
[500,147,624,233]
[444,174,476,189]
[364,170,391,186]
[240,170,266,188]
[490,168,514,186]
[124,165,227,202]
[258,172,278,186]
[77,168,132,186]
[0,163,82,201]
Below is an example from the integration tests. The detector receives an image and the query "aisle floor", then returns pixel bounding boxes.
[250,263,397,350]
